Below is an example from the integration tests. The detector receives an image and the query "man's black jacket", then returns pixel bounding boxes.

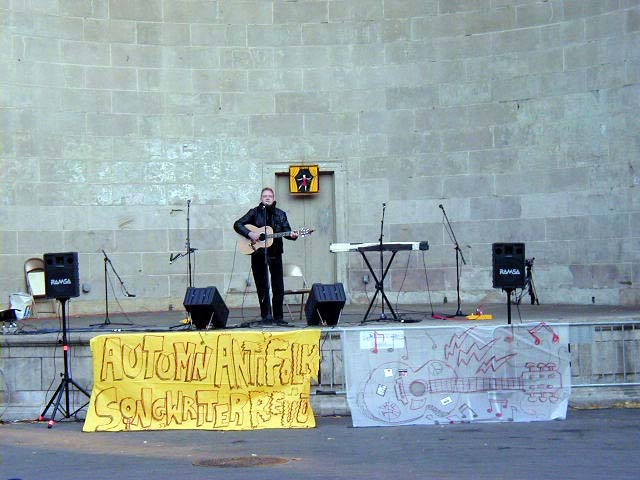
[233,202,294,255]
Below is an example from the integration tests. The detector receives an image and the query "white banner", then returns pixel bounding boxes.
[343,323,570,427]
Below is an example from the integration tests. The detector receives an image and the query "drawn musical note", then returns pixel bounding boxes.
[528,322,560,345]
[459,403,478,419]
[401,331,435,360]
[372,332,385,354]
[402,339,409,360]
[424,331,438,350]
[487,398,508,417]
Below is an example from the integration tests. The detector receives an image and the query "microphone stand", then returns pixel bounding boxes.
[440,204,467,317]
[240,204,280,327]
[262,204,274,324]
[91,250,134,327]
[169,199,197,287]
[378,203,387,320]
[169,200,198,329]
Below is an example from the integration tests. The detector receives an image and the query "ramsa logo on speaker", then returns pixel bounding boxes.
[499,268,521,275]
[50,278,72,285]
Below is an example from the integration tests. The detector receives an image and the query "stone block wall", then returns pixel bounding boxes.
[0,1,638,313]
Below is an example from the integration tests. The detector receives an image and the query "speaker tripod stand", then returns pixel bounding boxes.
[40,298,91,428]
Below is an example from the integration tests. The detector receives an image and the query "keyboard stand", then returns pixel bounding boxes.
[360,248,400,323]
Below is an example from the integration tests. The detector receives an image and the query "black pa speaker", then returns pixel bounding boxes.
[305,283,346,326]
[0,309,17,321]
[492,243,525,289]
[183,286,228,329]
[44,252,80,299]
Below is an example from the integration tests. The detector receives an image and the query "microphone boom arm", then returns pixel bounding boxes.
[102,250,136,298]
[440,204,466,265]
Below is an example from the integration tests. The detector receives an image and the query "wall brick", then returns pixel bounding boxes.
[249,69,303,91]
[61,40,110,65]
[137,22,190,46]
[249,114,303,136]
[109,0,162,21]
[163,0,218,23]
[329,0,382,22]
[86,67,137,90]
[191,24,247,46]
[359,110,414,134]
[87,113,138,136]
[83,19,136,43]
[193,70,247,92]
[384,0,437,18]
[111,44,163,67]
[218,1,273,24]
[275,92,329,113]
[276,1,328,23]
[248,24,301,47]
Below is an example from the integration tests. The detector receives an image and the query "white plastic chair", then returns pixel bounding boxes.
[282,263,311,322]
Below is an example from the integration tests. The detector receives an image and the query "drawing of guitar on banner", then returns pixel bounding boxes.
[357,360,563,425]
[237,224,314,255]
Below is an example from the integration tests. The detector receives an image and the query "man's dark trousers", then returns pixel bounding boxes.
[251,251,284,321]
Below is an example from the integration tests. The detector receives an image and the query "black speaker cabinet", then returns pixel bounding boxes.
[183,286,228,329]
[492,243,526,289]
[0,309,17,321]
[44,252,80,299]
[305,283,346,326]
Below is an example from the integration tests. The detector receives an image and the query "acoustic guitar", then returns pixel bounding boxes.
[237,224,314,255]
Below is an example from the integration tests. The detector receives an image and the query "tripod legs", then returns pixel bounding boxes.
[39,298,91,428]
[515,273,540,306]
[40,376,91,428]
[528,272,539,305]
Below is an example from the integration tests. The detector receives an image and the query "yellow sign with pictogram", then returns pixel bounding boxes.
[289,165,319,194]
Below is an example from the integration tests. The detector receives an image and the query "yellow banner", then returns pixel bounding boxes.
[82,330,321,432]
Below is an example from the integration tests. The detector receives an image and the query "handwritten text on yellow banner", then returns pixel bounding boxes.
[83,330,320,432]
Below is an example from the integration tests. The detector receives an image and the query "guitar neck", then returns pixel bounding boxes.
[267,230,295,239]
[428,377,524,393]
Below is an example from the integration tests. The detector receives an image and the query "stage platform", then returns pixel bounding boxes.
[9,301,640,332]
[1,302,639,422]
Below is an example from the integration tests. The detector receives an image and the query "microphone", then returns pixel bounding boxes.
[126,293,136,298]
[382,202,386,207]
[438,204,444,209]
[169,253,178,264]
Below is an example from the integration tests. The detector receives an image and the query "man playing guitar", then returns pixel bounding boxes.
[233,187,298,325]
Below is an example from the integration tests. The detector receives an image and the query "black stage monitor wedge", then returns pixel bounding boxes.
[305,283,346,326]
[492,243,526,289]
[44,252,80,299]
[183,286,228,329]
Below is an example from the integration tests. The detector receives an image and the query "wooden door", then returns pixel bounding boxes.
[275,172,336,285]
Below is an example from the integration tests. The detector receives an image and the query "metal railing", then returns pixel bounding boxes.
[568,321,640,388]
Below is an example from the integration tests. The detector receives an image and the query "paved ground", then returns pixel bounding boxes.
[1,408,639,480]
